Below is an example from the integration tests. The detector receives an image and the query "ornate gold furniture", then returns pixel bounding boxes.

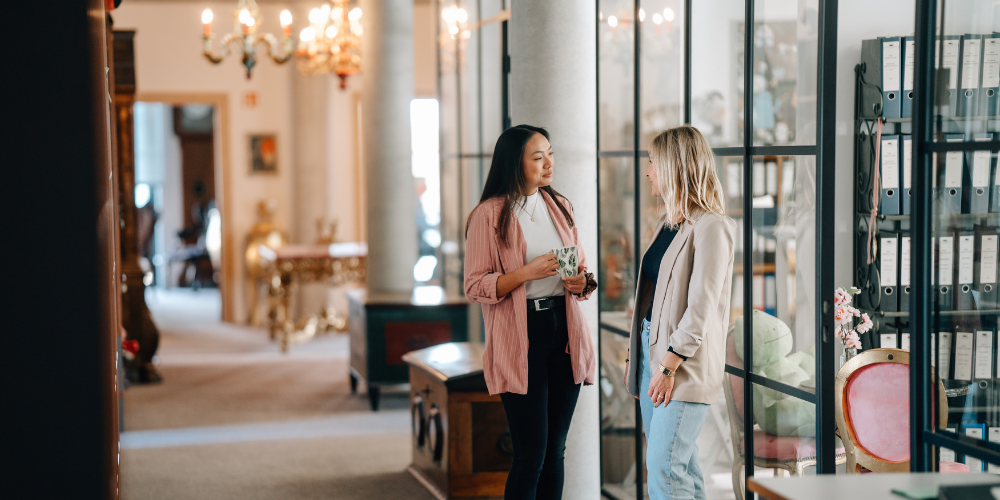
[245,200,287,325]
[835,348,968,474]
[403,342,508,500]
[257,242,366,352]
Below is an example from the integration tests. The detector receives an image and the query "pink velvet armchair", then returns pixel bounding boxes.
[723,331,846,500]
[834,348,969,474]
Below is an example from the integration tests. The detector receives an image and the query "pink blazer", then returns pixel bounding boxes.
[464,193,596,395]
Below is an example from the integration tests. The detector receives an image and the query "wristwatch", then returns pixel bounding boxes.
[658,363,677,377]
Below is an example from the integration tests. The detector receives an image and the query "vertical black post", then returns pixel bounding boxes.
[684,0,692,125]
[456,30,465,267]
[436,0,446,286]
[814,0,839,474]
[911,0,936,472]
[502,19,511,130]
[633,2,644,499]
[741,0,756,489]
[594,0,605,490]
[476,0,484,185]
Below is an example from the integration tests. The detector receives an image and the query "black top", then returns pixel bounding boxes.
[642,226,689,361]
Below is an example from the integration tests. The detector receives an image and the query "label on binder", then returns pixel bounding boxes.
[880,334,896,349]
[982,235,998,284]
[937,40,960,90]
[904,39,915,91]
[881,237,898,287]
[903,138,912,189]
[944,151,963,188]
[901,333,911,351]
[941,429,957,463]
[881,138,899,189]
[883,40,901,92]
[939,237,955,285]
[954,332,974,381]
[975,331,993,379]
[973,150,991,187]
[901,237,911,286]
[961,38,982,90]
[984,39,1000,88]
[959,236,975,285]
[966,427,984,472]
[939,331,953,379]
[989,428,1000,473]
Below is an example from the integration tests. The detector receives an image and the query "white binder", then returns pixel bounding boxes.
[954,332,974,381]
[974,330,994,379]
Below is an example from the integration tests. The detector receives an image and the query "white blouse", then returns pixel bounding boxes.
[515,191,566,299]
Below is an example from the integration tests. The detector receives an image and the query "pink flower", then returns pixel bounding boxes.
[845,331,862,350]
[856,313,873,334]
[852,307,861,317]
[834,288,852,306]
[834,306,853,325]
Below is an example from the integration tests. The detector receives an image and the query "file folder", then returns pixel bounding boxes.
[880,333,897,349]
[956,232,975,311]
[902,36,915,118]
[900,332,911,351]
[936,36,961,115]
[963,424,986,472]
[939,135,964,215]
[939,331,953,380]
[965,133,994,214]
[954,331,974,381]
[900,236,911,312]
[860,38,901,118]
[993,149,1000,213]
[880,135,900,215]
[974,229,998,310]
[980,34,1000,118]
[937,236,955,312]
[902,136,913,215]
[880,233,899,312]
[989,428,1000,474]
[974,330,994,379]
[957,34,983,117]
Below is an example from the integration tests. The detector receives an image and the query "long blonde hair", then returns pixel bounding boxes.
[649,125,726,226]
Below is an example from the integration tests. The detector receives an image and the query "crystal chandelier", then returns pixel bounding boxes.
[297,1,362,88]
[201,0,294,79]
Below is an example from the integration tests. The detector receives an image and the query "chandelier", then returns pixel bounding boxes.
[201,0,294,79]
[297,1,362,88]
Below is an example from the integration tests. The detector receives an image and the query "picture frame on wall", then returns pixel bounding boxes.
[249,133,277,174]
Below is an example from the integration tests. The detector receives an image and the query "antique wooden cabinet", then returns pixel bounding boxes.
[403,343,509,500]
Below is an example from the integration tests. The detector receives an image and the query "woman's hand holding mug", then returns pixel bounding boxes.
[521,252,559,281]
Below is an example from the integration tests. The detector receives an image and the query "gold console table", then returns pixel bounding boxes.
[258,242,367,352]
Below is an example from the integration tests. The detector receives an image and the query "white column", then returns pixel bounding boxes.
[509,1,599,498]
[361,0,417,293]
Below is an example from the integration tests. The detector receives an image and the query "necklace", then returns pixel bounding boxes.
[526,193,540,222]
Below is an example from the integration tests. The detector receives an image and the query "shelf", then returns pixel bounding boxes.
[733,263,778,274]
[880,309,1000,318]
[859,212,1000,223]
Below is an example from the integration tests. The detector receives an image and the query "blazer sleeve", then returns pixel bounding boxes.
[464,205,503,305]
[571,210,595,302]
[668,216,736,358]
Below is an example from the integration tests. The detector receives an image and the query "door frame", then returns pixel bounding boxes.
[136,92,235,322]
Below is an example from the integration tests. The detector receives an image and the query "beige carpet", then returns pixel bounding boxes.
[122,289,431,500]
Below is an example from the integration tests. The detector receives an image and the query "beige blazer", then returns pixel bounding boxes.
[624,210,736,405]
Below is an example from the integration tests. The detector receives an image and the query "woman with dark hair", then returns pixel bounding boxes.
[464,125,596,500]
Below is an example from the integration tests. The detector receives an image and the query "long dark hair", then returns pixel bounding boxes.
[465,124,575,246]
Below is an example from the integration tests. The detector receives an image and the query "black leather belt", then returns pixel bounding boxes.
[527,295,566,312]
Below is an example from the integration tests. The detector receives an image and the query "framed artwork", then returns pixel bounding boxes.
[249,133,277,173]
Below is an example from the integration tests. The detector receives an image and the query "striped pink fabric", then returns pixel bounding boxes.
[464,193,596,395]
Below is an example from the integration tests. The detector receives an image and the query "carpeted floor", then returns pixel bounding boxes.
[121,289,433,500]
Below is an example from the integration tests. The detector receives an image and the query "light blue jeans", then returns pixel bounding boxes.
[638,318,710,500]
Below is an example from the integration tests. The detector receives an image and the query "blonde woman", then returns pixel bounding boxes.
[623,125,736,499]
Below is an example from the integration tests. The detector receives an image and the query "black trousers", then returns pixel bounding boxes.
[499,303,582,500]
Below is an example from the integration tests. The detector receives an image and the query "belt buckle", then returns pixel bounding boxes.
[534,298,550,311]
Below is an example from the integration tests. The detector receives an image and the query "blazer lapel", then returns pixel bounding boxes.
[648,220,694,344]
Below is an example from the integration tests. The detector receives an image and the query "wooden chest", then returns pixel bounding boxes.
[403,343,510,499]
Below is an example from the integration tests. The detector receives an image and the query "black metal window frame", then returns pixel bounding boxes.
[910,0,1000,471]
[596,1,841,497]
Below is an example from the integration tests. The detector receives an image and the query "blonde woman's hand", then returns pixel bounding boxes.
[562,265,587,294]
[648,370,675,408]
[520,252,559,282]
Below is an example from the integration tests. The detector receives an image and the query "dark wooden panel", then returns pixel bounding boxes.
[384,321,453,366]
[471,402,512,473]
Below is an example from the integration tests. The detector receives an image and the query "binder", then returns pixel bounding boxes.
[900,332,911,351]
[989,428,1000,474]
[954,331,974,381]
[880,333,897,349]
[939,331,953,380]
[975,229,999,311]
[980,34,1000,118]
[956,232,976,311]
[880,233,899,312]
[994,148,1000,213]
[957,35,984,117]
[880,135,900,215]
[900,236,911,312]
[902,36,915,118]
[939,135,964,215]
[937,236,955,312]
[974,330,994,379]
[902,136,913,215]
[936,36,961,115]
[963,424,986,472]
[940,428,957,463]
[965,133,994,215]
[860,38,901,118]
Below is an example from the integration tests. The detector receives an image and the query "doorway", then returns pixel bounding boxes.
[133,93,233,321]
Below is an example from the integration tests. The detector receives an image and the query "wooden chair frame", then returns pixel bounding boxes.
[834,348,948,474]
[722,330,845,500]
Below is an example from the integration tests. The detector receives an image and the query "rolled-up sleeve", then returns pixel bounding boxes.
[669,217,735,358]
[464,206,503,305]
